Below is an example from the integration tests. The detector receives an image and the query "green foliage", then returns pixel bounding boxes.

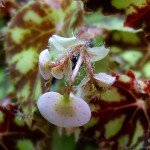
[0,0,150,150]
[16,139,34,150]
[52,130,76,150]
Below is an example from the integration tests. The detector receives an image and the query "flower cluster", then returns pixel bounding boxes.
[37,35,116,128]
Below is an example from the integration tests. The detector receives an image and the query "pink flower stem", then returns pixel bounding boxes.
[66,52,83,95]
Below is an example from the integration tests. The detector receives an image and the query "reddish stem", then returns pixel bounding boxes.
[66,52,83,95]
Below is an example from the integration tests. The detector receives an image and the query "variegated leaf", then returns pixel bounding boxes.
[5,0,83,126]
[5,1,61,126]
[81,71,150,149]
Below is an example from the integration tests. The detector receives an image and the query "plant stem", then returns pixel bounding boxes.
[83,50,102,91]
[49,45,85,69]
[84,51,95,79]
[66,52,83,95]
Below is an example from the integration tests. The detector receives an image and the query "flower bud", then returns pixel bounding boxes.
[38,49,51,80]
[94,73,116,87]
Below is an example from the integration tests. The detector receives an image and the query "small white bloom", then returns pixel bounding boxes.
[51,65,63,79]
[77,73,116,93]
[38,49,51,80]
[50,57,72,80]
[94,73,116,87]
[49,35,85,61]
[87,45,109,62]
[49,35,85,50]
[76,76,92,95]
[37,92,91,128]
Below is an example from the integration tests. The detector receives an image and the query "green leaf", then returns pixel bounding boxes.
[0,104,45,150]
[104,115,126,139]
[118,135,129,149]
[131,120,144,147]
[111,0,146,14]
[101,87,126,102]
[17,139,34,150]
[143,61,150,78]
[52,129,76,150]
[0,68,14,101]
[121,50,143,67]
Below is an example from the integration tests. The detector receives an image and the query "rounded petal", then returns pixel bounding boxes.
[37,92,91,128]
[94,73,116,87]
[39,49,51,80]
[51,66,63,79]
[87,46,109,62]
[49,36,66,52]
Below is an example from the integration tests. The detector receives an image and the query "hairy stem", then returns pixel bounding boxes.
[66,52,83,95]
[50,45,85,67]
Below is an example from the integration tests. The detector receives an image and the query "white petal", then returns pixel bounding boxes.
[94,73,116,87]
[63,58,72,81]
[87,46,109,62]
[52,35,85,49]
[39,49,51,80]
[37,92,91,128]
[51,66,63,79]
[49,36,66,52]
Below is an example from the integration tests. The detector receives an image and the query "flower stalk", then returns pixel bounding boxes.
[37,35,114,128]
[83,50,102,91]
[66,52,83,95]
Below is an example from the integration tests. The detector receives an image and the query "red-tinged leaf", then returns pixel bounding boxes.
[105,30,147,49]
[43,0,72,9]
[104,30,150,76]
[80,71,150,149]
[81,0,123,14]
[124,1,150,40]
[82,0,150,41]
[0,103,46,150]
[0,0,17,18]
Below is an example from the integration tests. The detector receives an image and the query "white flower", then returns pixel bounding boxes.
[38,49,51,80]
[94,73,116,87]
[48,35,85,80]
[39,35,110,80]
[37,92,91,128]
[49,35,85,61]
[51,57,72,81]
[49,35,109,62]
[77,73,116,93]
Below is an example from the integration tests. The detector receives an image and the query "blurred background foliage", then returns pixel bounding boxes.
[0,0,150,149]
